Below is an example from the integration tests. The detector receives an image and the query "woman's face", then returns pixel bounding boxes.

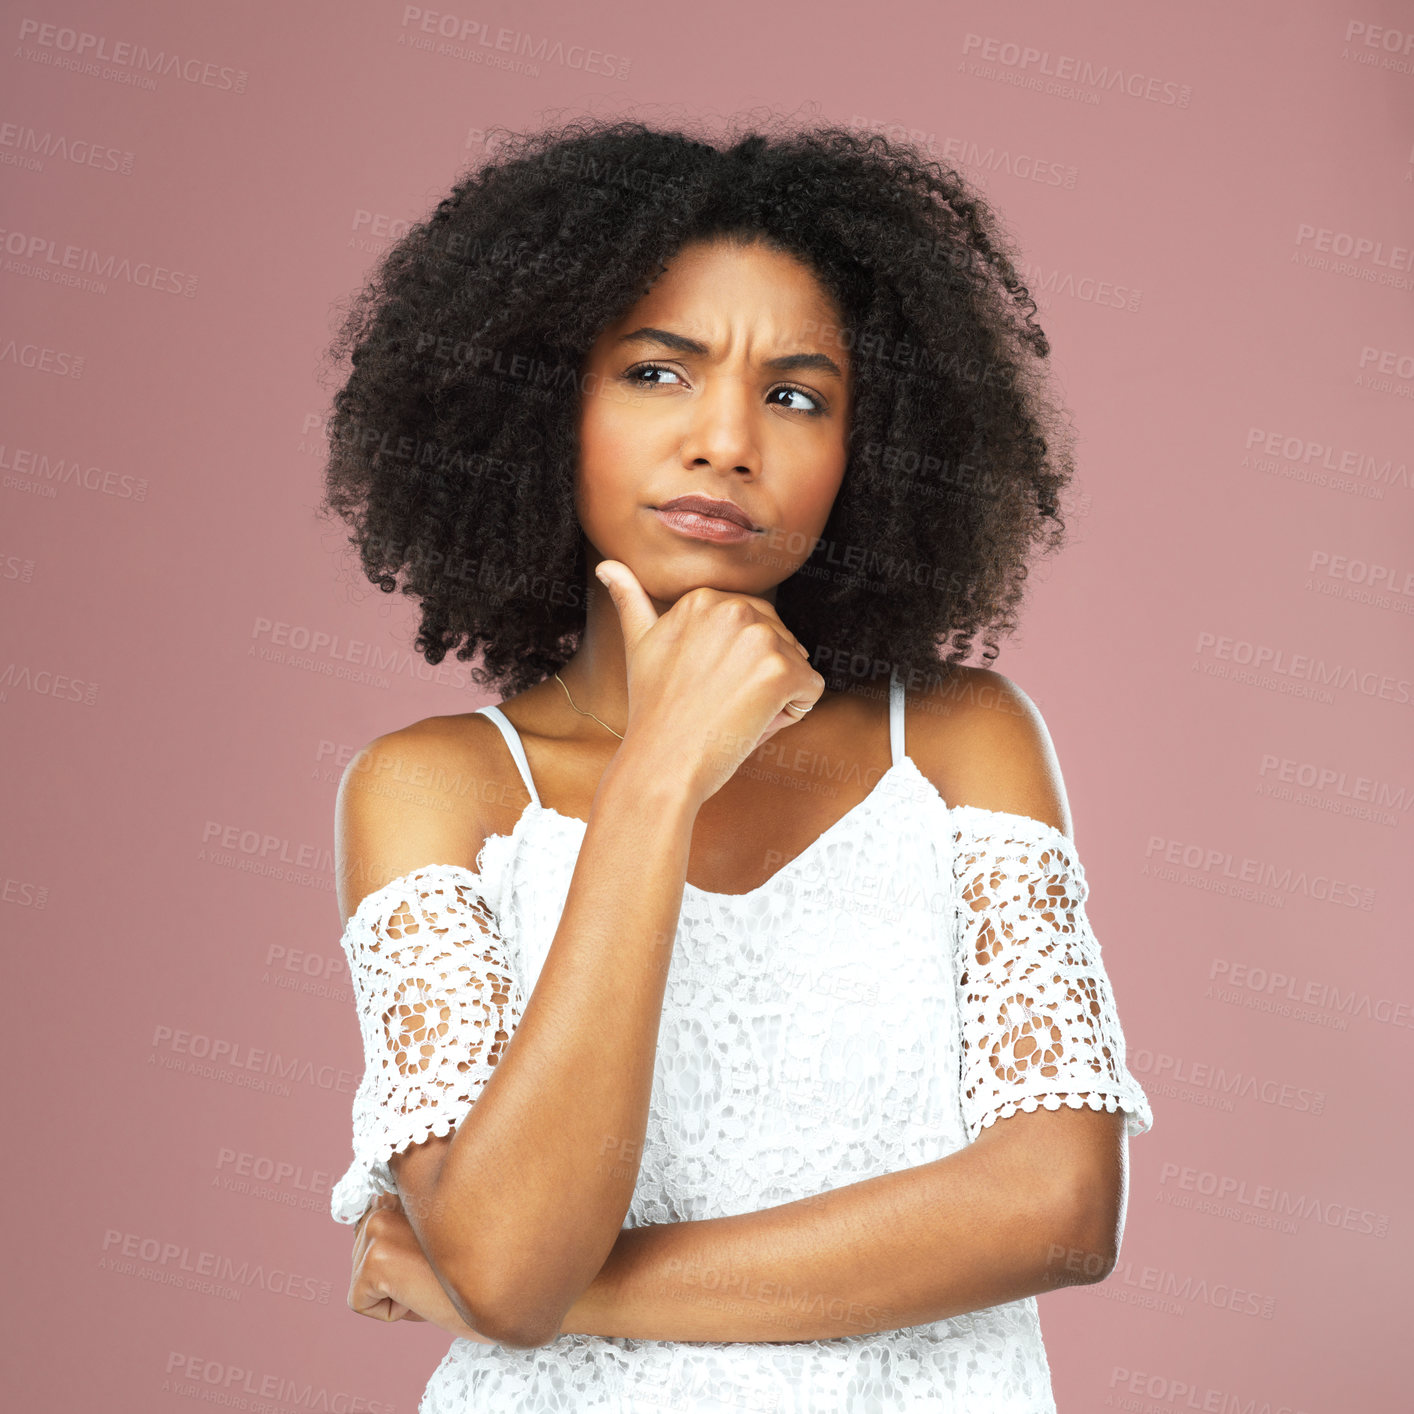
[576,237,853,608]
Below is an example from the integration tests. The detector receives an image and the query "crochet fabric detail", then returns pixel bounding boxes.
[330,866,525,1227]
[950,804,1153,1144]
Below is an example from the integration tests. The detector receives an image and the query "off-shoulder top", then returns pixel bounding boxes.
[330,669,1153,1414]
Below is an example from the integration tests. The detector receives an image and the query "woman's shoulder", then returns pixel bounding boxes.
[905,666,1073,839]
[332,708,524,927]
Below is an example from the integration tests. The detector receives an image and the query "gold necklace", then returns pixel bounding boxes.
[554,670,624,740]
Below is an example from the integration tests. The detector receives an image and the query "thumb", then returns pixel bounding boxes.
[594,559,660,653]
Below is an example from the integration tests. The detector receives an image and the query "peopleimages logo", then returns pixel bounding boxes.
[15,18,249,93]
[1156,1162,1389,1238]
[1294,223,1412,272]
[161,1352,395,1414]
[959,32,1192,107]
[1143,832,1375,910]
[1341,20,1414,74]
[149,1023,357,1097]
[248,615,476,690]
[0,224,198,296]
[1130,1049,1326,1116]
[1257,752,1411,813]
[1107,1367,1310,1414]
[395,7,631,80]
[100,1229,331,1303]
[0,441,148,499]
[1243,427,1410,489]
[0,121,136,176]
[0,338,85,378]
[1207,957,1414,1033]
[1193,631,1412,707]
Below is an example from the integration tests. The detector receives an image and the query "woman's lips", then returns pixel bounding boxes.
[651,508,759,544]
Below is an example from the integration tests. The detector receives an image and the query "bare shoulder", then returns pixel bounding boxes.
[333,710,518,928]
[905,665,1073,838]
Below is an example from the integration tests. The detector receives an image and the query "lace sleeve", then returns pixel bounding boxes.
[330,864,525,1226]
[950,807,1153,1145]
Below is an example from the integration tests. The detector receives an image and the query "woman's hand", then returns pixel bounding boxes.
[348,1192,497,1343]
[594,559,826,808]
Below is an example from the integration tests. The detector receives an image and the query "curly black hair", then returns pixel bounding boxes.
[317,114,1077,701]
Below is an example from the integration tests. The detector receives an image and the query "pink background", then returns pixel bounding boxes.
[5,1,1410,1408]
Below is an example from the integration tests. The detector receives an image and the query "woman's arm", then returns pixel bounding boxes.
[360,1105,1123,1345]
[559,1104,1126,1343]
[344,725,701,1350]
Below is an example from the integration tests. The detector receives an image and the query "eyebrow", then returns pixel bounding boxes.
[614,325,845,380]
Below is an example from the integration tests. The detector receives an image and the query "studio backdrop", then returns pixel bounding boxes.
[4,1,1408,1410]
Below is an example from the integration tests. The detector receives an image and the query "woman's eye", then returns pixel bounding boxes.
[624,362,682,386]
[770,385,823,414]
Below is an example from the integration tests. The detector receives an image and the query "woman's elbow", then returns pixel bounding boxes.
[441,1258,564,1349]
[463,1297,562,1349]
[1052,1174,1123,1284]
[1051,1112,1129,1283]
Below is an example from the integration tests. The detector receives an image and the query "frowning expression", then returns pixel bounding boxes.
[576,236,854,606]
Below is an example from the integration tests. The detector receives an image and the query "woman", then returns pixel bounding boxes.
[320,118,1154,1413]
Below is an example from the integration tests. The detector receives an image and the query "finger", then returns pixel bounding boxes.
[761,678,826,739]
[351,1208,381,1264]
[594,559,660,653]
[722,592,813,662]
[351,1273,409,1321]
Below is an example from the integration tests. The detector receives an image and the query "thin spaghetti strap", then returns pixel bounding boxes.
[474,705,542,808]
[888,667,904,768]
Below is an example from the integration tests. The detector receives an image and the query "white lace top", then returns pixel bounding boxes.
[330,671,1153,1413]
